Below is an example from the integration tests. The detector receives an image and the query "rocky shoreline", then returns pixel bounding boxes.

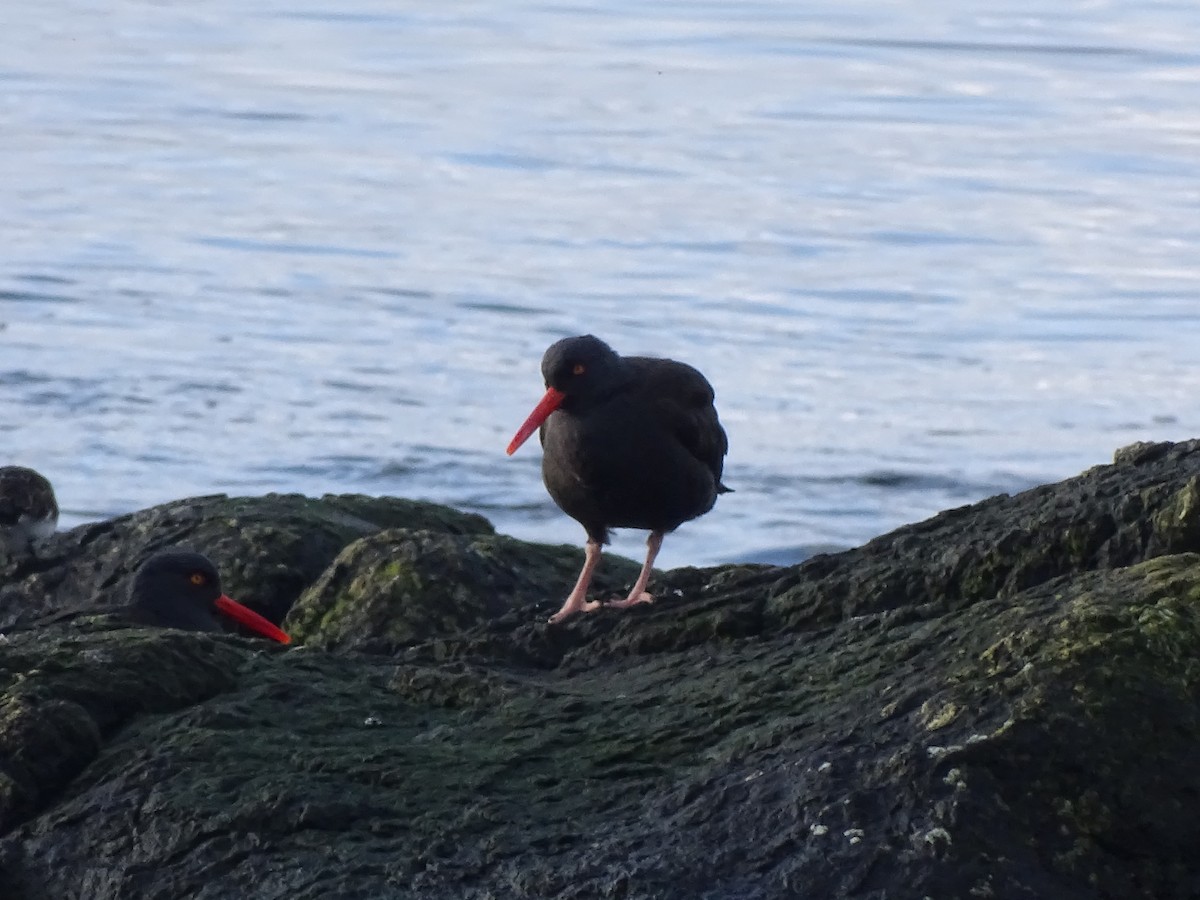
[1,439,1198,899]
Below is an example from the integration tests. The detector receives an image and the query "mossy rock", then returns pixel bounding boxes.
[0,493,493,629]
[4,555,1200,898]
[762,439,1200,634]
[286,528,642,654]
[0,628,252,832]
[1,442,1200,897]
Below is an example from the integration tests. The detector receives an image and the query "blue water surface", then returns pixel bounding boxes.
[3,0,1199,567]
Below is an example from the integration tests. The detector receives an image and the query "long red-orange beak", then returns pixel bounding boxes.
[215,594,292,644]
[506,386,565,455]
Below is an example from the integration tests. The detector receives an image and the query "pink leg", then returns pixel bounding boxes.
[548,540,604,623]
[606,531,663,610]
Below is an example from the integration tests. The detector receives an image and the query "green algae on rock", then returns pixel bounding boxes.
[0,629,251,833]
[285,528,641,653]
[1,440,1200,898]
[3,554,1199,898]
[0,493,493,631]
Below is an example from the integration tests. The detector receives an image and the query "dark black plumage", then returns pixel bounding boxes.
[539,338,730,543]
[507,334,730,622]
[126,551,290,642]
[33,550,291,643]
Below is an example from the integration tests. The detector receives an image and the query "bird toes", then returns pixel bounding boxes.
[605,592,654,610]
[547,598,604,624]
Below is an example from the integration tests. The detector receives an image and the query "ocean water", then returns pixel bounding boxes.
[3,0,1199,569]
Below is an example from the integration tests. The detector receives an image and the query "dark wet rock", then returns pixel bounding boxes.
[0,493,493,630]
[0,628,252,834]
[759,437,1200,634]
[1,440,1199,899]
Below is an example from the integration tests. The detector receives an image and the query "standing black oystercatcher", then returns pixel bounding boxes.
[0,466,59,557]
[125,550,291,643]
[507,335,730,623]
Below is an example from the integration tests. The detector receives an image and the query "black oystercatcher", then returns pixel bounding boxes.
[0,466,59,556]
[507,335,730,623]
[125,550,291,643]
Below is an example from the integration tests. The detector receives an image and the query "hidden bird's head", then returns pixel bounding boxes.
[130,550,291,644]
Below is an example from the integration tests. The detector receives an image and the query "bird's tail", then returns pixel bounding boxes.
[717,481,733,494]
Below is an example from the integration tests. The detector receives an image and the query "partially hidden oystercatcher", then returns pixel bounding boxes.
[0,465,59,557]
[507,334,730,623]
[37,550,291,644]
[125,550,291,642]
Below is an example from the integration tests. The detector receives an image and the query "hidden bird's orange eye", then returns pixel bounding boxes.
[572,363,586,375]
[189,573,206,586]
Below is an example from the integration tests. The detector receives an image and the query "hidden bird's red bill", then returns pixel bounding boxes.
[215,594,292,644]
[506,386,566,455]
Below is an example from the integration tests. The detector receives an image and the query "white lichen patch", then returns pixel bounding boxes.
[927,744,965,758]
[920,699,961,731]
[943,767,966,790]
[918,826,952,850]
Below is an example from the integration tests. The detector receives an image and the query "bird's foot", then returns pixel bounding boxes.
[548,597,603,624]
[605,591,654,610]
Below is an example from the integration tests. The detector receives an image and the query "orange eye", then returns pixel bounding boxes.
[189,573,206,586]
[572,363,586,375]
